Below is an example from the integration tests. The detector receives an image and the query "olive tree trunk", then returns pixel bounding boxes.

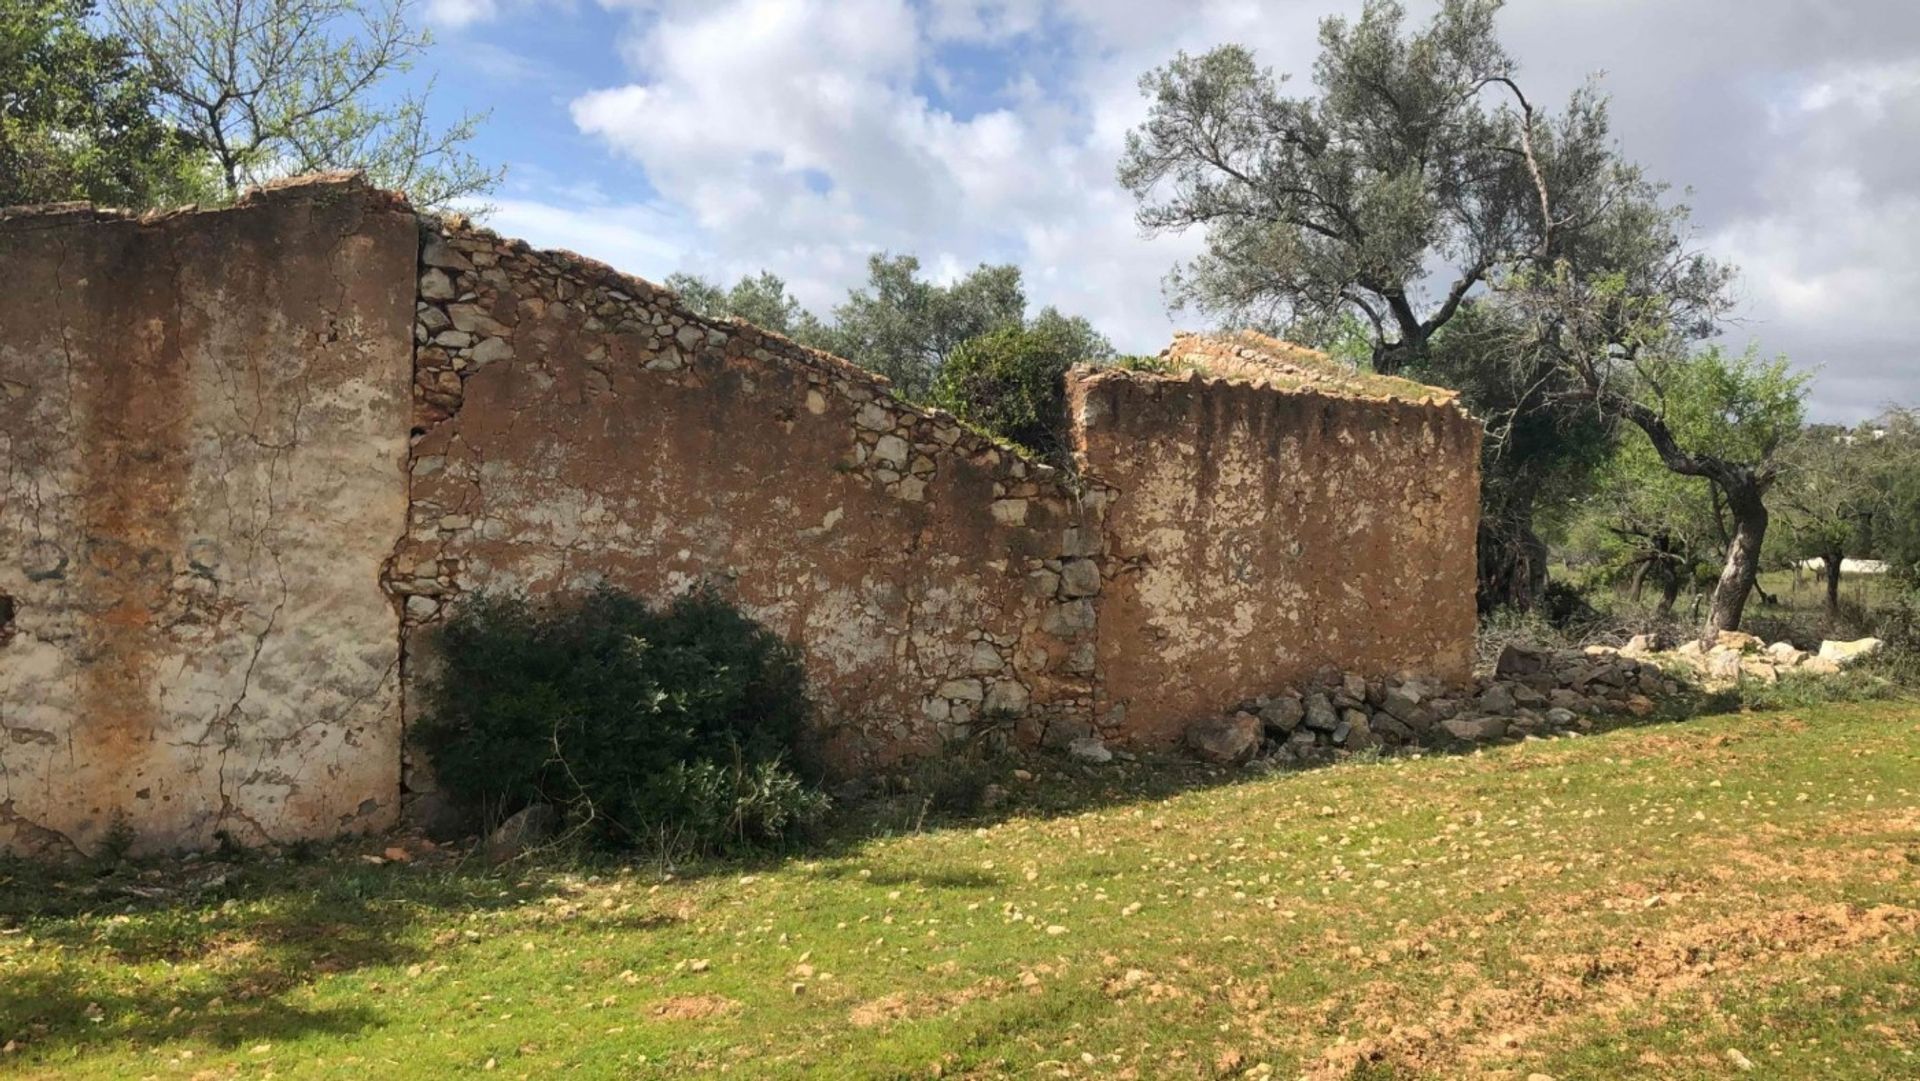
[1704,478,1768,634]
[1823,550,1845,622]
[1608,398,1779,639]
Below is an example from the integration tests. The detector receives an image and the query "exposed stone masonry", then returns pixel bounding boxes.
[1,174,1484,854]
[388,215,1110,796]
[0,176,416,857]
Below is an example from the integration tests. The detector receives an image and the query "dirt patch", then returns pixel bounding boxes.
[1563,902,1919,1001]
[1295,902,1920,1080]
[848,979,1006,1028]
[651,994,738,1021]
[1814,806,1920,839]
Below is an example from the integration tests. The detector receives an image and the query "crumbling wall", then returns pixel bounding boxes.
[0,177,417,856]
[0,174,1487,855]
[1070,364,1481,745]
[389,219,1106,789]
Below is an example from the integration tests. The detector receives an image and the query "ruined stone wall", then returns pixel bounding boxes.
[1069,365,1481,745]
[0,175,1485,854]
[0,177,417,856]
[390,218,1106,787]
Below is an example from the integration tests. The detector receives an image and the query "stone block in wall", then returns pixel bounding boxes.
[393,216,1110,778]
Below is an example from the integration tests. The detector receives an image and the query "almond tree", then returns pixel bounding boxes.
[106,0,498,208]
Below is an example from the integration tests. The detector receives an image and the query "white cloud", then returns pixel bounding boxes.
[1707,58,1920,419]
[461,0,1919,417]
[482,196,697,282]
[546,0,1331,351]
[925,0,1046,42]
[423,0,499,28]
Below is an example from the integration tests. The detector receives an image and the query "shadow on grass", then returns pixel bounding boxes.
[0,854,571,1062]
[5,683,1907,1064]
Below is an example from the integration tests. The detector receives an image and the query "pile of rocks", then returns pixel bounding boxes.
[1183,644,1676,766]
[1628,630,1883,686]
[1180,631,1889,767]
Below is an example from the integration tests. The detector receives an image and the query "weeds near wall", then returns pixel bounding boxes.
[415,587,828,855]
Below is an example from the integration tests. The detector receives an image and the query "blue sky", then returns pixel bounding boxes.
[402,0,1920,422]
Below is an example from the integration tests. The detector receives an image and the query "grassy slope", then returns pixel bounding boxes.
[4,702,1918,1080]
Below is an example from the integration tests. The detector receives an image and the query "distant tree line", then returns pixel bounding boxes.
[666,256,1116,459]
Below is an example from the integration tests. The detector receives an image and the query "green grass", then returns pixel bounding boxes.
[5,701,1919,1079]
[1755,566,1904,617]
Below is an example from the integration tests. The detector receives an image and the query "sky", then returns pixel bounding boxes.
[407,0,1920,422]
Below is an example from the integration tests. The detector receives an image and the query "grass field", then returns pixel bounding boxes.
[4,701,1918,1079]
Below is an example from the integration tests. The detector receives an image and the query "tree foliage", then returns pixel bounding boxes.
[1119,0,1568,374]
[665,270,830,345]
[928,317,1113,461]
[1124,0,1807,633]
[815,254,1027,400]
[106,0,498,208]
[1775,424,1885,619]
[1870,409,1920,585]
[0,0,213,207]
[663,258,1112,410]
[1406,302,1612,612]
[1778,411,1920,598]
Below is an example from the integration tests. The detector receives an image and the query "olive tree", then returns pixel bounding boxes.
[1118,0,1572,376]
[1122,0,1801,634]
[817,254,1027,400]
[1118,0,1648,610]
[664,270,831,346]
[1872,409,1920,585]
[1779,413,1920,613]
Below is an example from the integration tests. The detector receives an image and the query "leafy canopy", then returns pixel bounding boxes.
[107,0,499,208]
[665,258,1113,408]
[0,0,214,207]
[665,270,829,345]
[1120,0,1553,372]
[928,318,1113,461]
[820,254,1026,400]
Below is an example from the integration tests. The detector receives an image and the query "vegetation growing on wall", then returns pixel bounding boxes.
[927,322,1084,462]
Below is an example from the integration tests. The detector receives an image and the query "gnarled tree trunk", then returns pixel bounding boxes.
[1477,512,1549,613]
[1705,478,1768,634]
[1604,396,1779,638]
[1658,562,1685,617]
[1823,550,1844,622]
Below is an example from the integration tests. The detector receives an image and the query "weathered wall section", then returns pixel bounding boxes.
[389,219,1106,781]
[1070,364,1481,744]
[0,177,1483,853]
[0,178,417,856]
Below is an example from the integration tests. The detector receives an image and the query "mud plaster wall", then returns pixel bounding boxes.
[1070,368,1481,744]
[0,179,417,857]
[391,219,1107,790]
[0,177,1483,853]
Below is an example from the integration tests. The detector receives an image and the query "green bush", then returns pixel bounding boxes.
[929,323,1084,460]
[1113,353,1177,374]
[415,587,827,853]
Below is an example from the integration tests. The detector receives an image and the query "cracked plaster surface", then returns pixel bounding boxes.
[0,177,416,857]
[1069,367,1481,742]
[0,176,1482,855]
